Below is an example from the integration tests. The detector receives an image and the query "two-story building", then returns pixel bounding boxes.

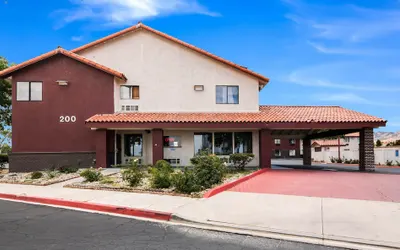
[0,23,386,172]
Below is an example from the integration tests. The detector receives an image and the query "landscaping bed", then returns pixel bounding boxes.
[0,167,82,186]
[66,169,255,198]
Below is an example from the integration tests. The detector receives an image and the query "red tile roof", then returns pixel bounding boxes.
[345,132,360,137]
[0,48,127,81]
[72,23,269,86]
[86,105,386,124]
[312,140,348,147]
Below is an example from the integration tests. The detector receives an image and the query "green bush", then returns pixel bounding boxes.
[191,154,226,189]
[386,160,393,166]
[171,168,201,194]
[100,176,114,184]
[336,158,343,164]
[122,165,144,187]
[0,154,8,168]
[58,165,79,174]
[229,153,255,171]
[330,157,337,163]
[45,169,58,179]
[344,158,351,164]
[31,171,43,179]
[351,159,359,164]
[80,168,102,182]
[149,160,173,189]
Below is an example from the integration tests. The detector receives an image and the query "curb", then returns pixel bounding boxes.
[0,193,172,221]
[203,168,268,198]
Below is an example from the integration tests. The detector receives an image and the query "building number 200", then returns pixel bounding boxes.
[59,116,77,123]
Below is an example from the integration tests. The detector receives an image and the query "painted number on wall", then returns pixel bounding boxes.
[59,116,77,123]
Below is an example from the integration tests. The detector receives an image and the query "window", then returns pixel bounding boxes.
[216,86,239,104]
[274,139,281,146]
[289,139,296,145]
[315,147,322,152]
[274,150,281,157]
[194,133,212,155]
[164,159,181,165]
[120,86,139,99]
[17,82,42,101]
[235,132,253,153]
[396,150,399,157]
[121,105,139,112]
[214,132,233,155]
[124,134,143,157]
[163,136,182,148]
[289,150,296,157]
[345,137,350,143]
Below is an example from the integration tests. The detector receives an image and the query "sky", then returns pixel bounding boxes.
[1,0,400,132]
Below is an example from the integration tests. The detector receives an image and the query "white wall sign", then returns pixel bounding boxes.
[60,116,77,123]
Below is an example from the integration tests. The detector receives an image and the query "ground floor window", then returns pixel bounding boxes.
[274,149,281,157]
[289,150,296,157]
[214,132,233,155]
[163,136,181,148]
[235,132,252,153]
[315,147,322,152]
[194,133,213,155]
[124,134,143,157]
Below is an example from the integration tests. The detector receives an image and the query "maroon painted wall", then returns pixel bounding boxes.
[271,138,301,158]
[11,54,114,153]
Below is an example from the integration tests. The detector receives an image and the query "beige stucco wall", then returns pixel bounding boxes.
[78,30,260,113]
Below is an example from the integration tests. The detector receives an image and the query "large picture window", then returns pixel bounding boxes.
[17,82,42,101]
[124,134,143,157]
[214,132,233,155]
[194,133,212,155]
[235,132,252,153]
[216,86,239,104]
[163,136,182,148]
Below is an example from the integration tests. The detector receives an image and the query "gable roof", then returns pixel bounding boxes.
[72,23,269,86]
[86,105,386,124]
[0,48,127,81]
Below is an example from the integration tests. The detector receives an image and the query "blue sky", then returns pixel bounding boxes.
[1,0,399,132]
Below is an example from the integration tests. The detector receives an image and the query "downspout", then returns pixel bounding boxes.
[338,137,341,161]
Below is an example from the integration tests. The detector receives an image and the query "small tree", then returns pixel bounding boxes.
[376,140,382,147]
[229,153,255,171]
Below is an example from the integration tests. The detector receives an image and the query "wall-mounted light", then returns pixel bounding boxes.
[56,80,68,86]
[194,85,204,91]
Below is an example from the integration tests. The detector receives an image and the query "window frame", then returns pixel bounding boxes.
[274,139,281,146]
[234,132,253,154]
[216,85,239,104]
[16,81,43,102]
[123,134,143,157]
[274,149,281,157]
[289,150,296,157]
[289,139,296,145]
[120,85,140,100]
[214,132,234,155]
[194,132,253,156]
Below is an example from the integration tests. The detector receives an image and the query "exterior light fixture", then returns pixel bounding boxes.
[56,80,68,86]
[194,85,204,91]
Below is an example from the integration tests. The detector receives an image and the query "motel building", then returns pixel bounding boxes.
[0,23,386,172]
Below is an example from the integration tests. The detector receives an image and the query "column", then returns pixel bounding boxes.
[95,129,107,168]
[303,138,312,166]
[359,128,375,172]
[259,129,272,168]
[152,129,164,165]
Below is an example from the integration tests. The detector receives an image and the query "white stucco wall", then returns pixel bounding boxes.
[78,30,260,113]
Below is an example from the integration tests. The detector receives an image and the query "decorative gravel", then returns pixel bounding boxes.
[66,169,255,198]
[0,170,82,186]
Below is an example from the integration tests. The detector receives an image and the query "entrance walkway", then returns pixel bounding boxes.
[229,169,400,202]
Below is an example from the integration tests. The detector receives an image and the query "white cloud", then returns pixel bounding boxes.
[306,41,372,55]
[71,36,84,42]
[314,93,400,107]
[53,0,220,29]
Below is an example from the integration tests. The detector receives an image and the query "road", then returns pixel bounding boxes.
[0,200,345,250]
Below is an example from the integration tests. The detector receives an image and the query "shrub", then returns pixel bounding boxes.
[31,171,43,179]
[344,158,352,164]
[171,168,201,194]
[330,157,337,163]
[122,165,144,187]
[0,154,8,168]
[336,158,343,164]
[45,169,58,179]
[58,165,79,174]
[80,168,102,182]
[351,159,359,164]
[149,160,173,189]
[191,154,226,189]
[376,140,382,147]
[100,176,114,184]
[396,161,400,166]
[229,153,255,171]
[386,160,393,166]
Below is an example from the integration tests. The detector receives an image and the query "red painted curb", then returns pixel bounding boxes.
[203,168,269,198]
[0,193,172,221]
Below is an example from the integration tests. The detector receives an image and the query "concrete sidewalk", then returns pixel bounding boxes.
[0,177,399,249]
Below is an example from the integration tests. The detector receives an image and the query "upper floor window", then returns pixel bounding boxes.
[121,85,139,99]
[274,139,281,145]
[16,82,42,101]
[216,85,239,104]
[289,139,296,145]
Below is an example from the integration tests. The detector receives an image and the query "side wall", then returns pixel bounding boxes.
[10,55,115,172]
[79,30,260,113]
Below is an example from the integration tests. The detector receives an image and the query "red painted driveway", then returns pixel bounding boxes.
[229,170,400,202]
